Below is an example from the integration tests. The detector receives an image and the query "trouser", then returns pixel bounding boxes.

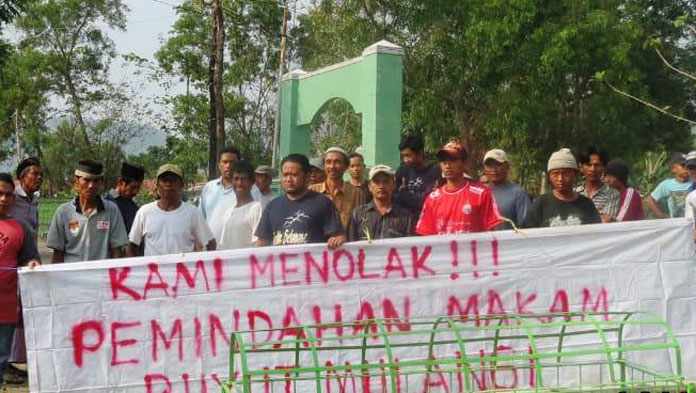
[0,323,16,382]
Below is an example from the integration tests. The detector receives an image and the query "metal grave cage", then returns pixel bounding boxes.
[222,312,694,393]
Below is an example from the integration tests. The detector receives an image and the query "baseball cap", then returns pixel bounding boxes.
[670,152,687,166]
[368,164,394,180]
[156,164,183,179]
[309,158,324,171]
[483,149,508,164]
[436,140,468,161]
[255,165,275,176]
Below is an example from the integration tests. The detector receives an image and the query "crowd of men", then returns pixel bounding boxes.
[2,135,696,385]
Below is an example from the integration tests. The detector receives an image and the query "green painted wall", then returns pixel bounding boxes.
[279,40,404,169]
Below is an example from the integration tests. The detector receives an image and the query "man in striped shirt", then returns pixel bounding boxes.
[575,146,620,222]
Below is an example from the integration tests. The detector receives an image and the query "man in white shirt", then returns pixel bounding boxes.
[220,161,263,249]
[128,164,215,257]
[198,147,240,241]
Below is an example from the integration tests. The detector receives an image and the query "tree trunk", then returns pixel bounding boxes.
[207,25,217,179]
[64,68,93,157]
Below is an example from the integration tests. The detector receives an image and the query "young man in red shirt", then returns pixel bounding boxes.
[0,173,40,385]
[416,140,501,235]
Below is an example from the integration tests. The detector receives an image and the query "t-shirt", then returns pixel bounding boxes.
[199,177,237,242]
[129,201,215,256]
[488,181,531,230]
[394,163,441,214]
[523,193,601,228]
[105,189,140,233]
[219,201,263,249]
[616,187,644,222]
[575,184,620,219]
[0,217,39,324]
[46,197,129,262]
[255,191,344,246]
[415,181,501,235]
[650,178,693,217]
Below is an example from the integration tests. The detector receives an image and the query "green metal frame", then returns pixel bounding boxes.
[222,312,694,393]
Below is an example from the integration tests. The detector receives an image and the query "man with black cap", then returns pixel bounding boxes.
[646,153,693,218]
[347,164,414,241]
[9,157,42,241]
[416,140,501,235]
[128,164,215,256]
[105,162,145,233]
[604,158,644,222]
[47,159,129,262]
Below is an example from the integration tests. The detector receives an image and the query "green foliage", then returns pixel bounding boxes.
[293,0,696,192]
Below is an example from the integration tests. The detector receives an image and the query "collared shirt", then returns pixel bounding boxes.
[9,184,39,241]
[347,201,415,242]
[309,180,365,229]
[575,184,620,219]
[105,189,140,233]
[199,177,237,242]
[46,196,129,262]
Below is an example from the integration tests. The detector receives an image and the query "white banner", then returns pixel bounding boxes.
[20,219,696,392]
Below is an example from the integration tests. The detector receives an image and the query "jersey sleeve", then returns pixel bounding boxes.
[479,190,503,231]
[415,195,436,235]
[45,206,66,251]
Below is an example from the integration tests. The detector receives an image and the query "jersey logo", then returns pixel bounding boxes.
[69,219,80,235]
[470,186,485,195]
[96,220,110,231]
[462,203,472,215]
[429,189,441,199]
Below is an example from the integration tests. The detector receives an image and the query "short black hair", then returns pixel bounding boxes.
[399,135,425,154]
[605,158,629,185]
[578,146,609,166]
[348,153,363,161]
[0,173,15,190]
[16,157,40,179]
[220,146,241,161]
[232,160,255,180]
[281,154,310,174]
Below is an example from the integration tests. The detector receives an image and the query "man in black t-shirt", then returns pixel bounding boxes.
[255,154,346,249]
[524,148,600,228]
[393,135,441,215]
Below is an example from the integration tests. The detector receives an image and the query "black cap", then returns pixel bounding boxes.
[670,152,686,165]
[16,157,40,179]
[75,159,104,179]
[121,162,145,182]
[605,158,629,185]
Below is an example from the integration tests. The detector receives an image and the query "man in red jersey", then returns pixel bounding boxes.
[416,140,501,235]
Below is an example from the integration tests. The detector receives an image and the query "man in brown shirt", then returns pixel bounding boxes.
[309,147,365,229]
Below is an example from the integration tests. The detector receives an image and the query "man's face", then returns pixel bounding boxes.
[604,174,622,190]
[549,168,577,193]
[309,168,326,185]
[20,165,42,194]
[324,152,347,180]
[369,173,395,200]
[75,176,103,201]
[117,178,142,199]
[400,148,422,168]
[218,152,238,179]
[348,157,365,180]
[232,171,253,199]
[580,154,604,183]
[439,156,467,180]
[255,173,272,192]
[282,162,308,195]
[156,173,183,199]
[672,163,691,182]
[483,160,508,184]
[0,181,15,216]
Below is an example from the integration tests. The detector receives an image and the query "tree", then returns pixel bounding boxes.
[293,0,696,191]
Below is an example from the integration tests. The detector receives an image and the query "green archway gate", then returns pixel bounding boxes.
[279,40,404,168]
